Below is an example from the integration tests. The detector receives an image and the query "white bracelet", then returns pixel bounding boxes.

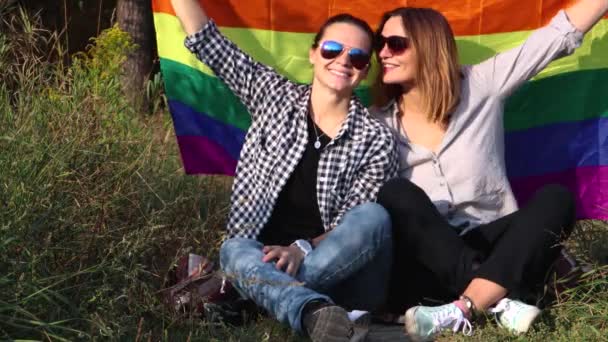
[292,239,313,257]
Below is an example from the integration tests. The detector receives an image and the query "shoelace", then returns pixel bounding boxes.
[489,298,511,315]
[430,306,474,336]
[220,276,228,294]
[489,298,515,329]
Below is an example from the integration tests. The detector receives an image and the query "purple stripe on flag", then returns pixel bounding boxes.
[176,135,237,175]
[511,166,608,220]
[169,100,246,161]
[506,116,608,179]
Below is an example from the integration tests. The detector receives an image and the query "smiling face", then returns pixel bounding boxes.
[372,7,462,124]
[309,22,372,95]
[377,15,419,86]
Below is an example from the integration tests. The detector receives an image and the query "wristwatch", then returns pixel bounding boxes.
[292,239,313,256]
[459,295,477,314]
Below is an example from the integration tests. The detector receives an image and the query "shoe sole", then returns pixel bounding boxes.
[506,307,542,334]
[350,326,369,342]
[350,311,371,342]
[520,309,541,334]
[404,307,428,342]
[309,306,354,342]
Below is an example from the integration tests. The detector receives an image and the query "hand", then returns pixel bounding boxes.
[262,245,305,276]
[170,0,209,35]
[566,0,608,33]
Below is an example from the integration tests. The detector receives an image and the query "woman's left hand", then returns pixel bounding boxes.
[262,245,305,276]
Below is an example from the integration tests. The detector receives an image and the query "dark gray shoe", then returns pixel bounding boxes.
[302,302,354,342]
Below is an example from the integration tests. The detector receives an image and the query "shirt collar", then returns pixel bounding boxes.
[300,86,367,142]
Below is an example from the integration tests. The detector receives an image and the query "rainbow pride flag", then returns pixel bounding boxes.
[152,0,608,220]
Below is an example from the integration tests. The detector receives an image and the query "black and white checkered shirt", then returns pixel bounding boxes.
[185,20,397,240]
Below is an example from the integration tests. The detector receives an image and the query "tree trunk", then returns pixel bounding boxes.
[116,0,154,112]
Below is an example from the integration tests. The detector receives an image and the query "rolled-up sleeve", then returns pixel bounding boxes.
[184,20,291,119]
[471,10,584,99]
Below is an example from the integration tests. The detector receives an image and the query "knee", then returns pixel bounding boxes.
[351,202,392,245]
[378,178,427,212]
[536,184,574,208]
[524,185,576,241]
[219,238,237,271]
[219,237,256,272]
[535,184,576,225]
[378,178,406,208]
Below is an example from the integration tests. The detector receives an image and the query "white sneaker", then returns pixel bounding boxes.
[490,298,541,334]
[405,302,473,342]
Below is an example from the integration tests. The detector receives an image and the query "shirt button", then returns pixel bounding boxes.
[440,182,445,186]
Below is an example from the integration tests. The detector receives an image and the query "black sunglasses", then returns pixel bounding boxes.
[319,40,371,70]
[375,35,410,54]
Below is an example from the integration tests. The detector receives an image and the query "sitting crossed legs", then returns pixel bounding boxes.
[221,203,392,341]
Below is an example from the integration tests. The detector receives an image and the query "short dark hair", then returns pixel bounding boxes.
[311,13,373,50]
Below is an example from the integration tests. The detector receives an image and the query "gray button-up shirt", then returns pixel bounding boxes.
[373,10,583,233]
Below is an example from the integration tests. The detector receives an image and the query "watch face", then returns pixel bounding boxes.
[461,296,473,309]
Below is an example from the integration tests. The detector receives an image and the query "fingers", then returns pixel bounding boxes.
[261,246,303,276]
[262,245,276,254]
[275,255,289,271]
[286,260,300,277]
[262,246,281,263]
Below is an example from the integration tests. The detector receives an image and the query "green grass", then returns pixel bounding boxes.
[1,4,607,341]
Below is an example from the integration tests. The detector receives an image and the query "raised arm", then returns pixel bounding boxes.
[566,0,608,33]
[472,1,608,99]
[170,0,291,119]
[170,0,208,35]
[471,10,582,99]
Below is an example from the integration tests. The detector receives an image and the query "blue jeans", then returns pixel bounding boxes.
[220,202,392,333]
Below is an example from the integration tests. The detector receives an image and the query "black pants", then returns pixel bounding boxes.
[377,178,576,313]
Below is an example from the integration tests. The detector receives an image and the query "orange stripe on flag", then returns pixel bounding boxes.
[152,0,608,35]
